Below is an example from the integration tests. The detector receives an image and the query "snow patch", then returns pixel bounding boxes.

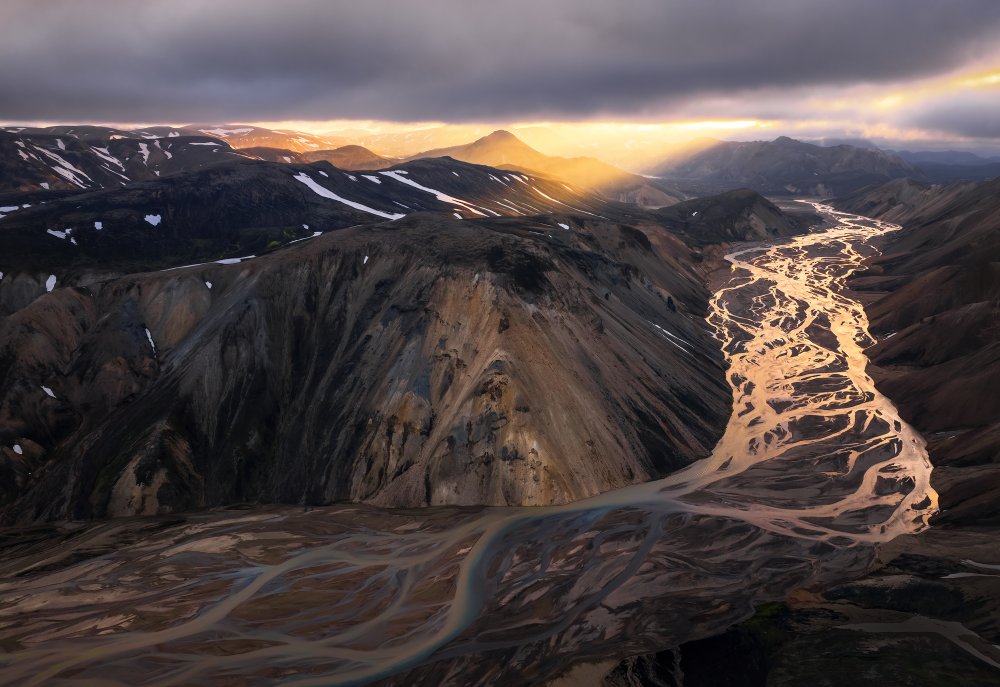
[12,444,22,455]
[45,275,56,291]
[292,173,404,220]
[91,146,125,171]
[41,385,56,398]
[454,212,463,219]
[94,221,103,230]
[362,175,381,184]
[215,255,255,265]
[650,322,692,355]
[288,231,322,244]
[205,280,213,289]
[200,127,252,136]
[558,223,570,230]
[145,214,161,226]
[363,255,369,264]
[138,142,150,164]
[190,142,221,146]
[155,140,172,159]
[379,170,487,216]
[34,147,92,186]
[144,327,156,354]
[319,171,328,177]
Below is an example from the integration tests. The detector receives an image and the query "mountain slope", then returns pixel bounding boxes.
[0,126,245,192]
[652,136,924,196]
[411,130,685,208]
[651,189,820,245]
[835,178,1000,525]
[0,211,730,523]
[0,157,616,313]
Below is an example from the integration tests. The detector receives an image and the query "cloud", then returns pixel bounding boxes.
[906,91,1000,139]
[1,0,999,124]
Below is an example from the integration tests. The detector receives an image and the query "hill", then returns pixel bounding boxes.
[303,144,395,170]
[0,126,245,192]
[652,189,820,245]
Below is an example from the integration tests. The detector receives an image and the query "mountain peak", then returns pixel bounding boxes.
[482,129,520,142]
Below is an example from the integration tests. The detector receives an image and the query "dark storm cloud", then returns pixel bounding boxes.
[2,0,1000,122]
[908,92,1000,139]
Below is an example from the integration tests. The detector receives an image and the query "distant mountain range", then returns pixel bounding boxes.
[405,129,685,208]
[648,136,924,197]
[891,150,1000,184]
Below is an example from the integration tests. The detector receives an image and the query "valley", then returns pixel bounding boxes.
[0,205,952,686]
[4,4,1000,684]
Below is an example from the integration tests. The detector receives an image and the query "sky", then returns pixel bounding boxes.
[2,0,1000,163]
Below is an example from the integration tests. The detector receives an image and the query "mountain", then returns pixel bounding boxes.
[0,196,733,524]
[909,161,1000,184]
[834,177,1000,525]
[0,122,827,524]
[0,126,245,192]
[651,189,820,245]
[0,156,615,312]
[894,149,1000,165]
[137,124,347,152]
[650,136,924,197]
[331,125,498,158]
[302,144,395,170]
[410,130,685,208]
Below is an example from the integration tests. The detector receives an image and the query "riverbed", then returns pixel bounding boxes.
[0,205,937,686]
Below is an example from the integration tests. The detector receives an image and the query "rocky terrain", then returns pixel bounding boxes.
[0,156,614,312]
[650,136,923,197]
[0,206,739,523]
[0,130,822,525]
